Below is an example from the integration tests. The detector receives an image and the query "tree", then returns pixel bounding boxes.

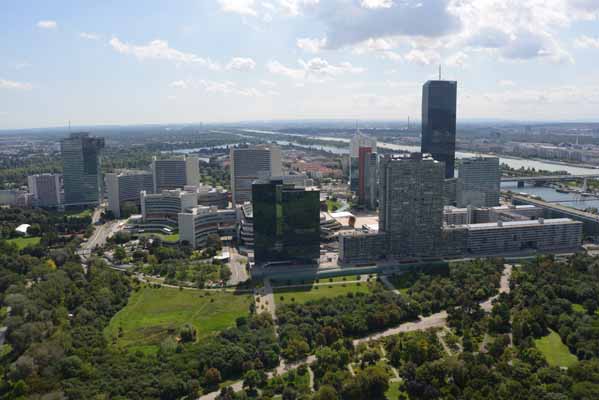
[204,367,222,388]
[313,385,338,400]
[114,246,127,262]
[220,264,232,282]
[243,369,265,392]
[207,233,222,251]
[180,324,197,343]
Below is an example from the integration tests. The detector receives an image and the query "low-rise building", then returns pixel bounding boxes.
[465,218,582,255]
[139,189,197,232]
[178,206,237,248]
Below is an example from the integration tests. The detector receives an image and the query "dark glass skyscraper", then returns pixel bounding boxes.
[252,179,320,266]
[421,80,457,178]
[61,133,105,206]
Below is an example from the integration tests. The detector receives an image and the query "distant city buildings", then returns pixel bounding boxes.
[421,80,457,179]
[362,152,378,210]
[61,133,105,206]
[106,170,154,218]
[252,178,320,266]
[230,145,282,205]
[28,173,61,207]
[338,152,582,264]
[151,156,200,192]
[350,132,376,192]
[457,157,501,208]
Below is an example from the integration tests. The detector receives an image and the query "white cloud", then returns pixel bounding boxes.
[360,0,393,9]
[446,51,469,68]
[37,20,57,29]
[574,35,599,48]
[0,79,33,90]
[498,80,516,87]
[226,57,257,71]
[297,37,327,53]
[405,49,441,65]
[109,37,220,69]
[170,79,275,97]
[268,58,364,82]
[80,32,100,40]
[218,0,257,16]
[170,80,189,89]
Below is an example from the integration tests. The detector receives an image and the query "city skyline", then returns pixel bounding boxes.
[3,1,599,129]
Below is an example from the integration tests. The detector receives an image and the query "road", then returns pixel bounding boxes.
[255,278,276,322]
[225,246,249,285]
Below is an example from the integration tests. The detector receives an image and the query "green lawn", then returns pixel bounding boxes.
[271,274,367,287]
[326,199,342,212]
[137,232,179,243]
[7,236,41,250]
[274,282,374,305]
[535,329,578,368]
[105,287,251,353]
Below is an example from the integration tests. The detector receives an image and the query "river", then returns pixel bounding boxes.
[241,129,599,176]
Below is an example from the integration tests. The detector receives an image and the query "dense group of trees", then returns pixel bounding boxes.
[511,254,599,359]
[277,289,420,361]
[0,236,278,398]
[0,208,91,239]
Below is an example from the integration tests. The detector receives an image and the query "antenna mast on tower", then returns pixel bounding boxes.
[438,64,442,80]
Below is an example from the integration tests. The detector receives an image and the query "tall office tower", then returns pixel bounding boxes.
[152,156,200,192]
[379,153,444,257]
[363,152,378,210]
[252,178,320,266]
[421,80,457,178]
[28,173,61,207]
[357,147,373,206]
[350,131,377,191]
[457,156,501,208]
[230,145,282,205]
[106,170,154,218]
[61,133,105,206]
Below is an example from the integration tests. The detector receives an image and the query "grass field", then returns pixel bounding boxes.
[274,282,373,305]
[137,232,180,243]
[105,287,251,353]
[535,329,578,368]
[271,274,367,287]
[7,236,41,250]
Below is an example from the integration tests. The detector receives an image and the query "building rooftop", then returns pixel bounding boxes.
[465,218,580,230]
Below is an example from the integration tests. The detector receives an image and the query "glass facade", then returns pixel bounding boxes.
[421,80,457,179]
[252,179,320,265]
[61,133,105,206]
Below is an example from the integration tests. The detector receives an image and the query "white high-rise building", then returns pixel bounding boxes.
[350,131,377,158]
[457,157,500,208]
[230,145,282,204]
[106,170,154,218]
[151,156,200,192]
[28,173,61,207]
[349,131,377,192]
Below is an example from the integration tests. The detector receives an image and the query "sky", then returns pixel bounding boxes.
[2,0,599,129]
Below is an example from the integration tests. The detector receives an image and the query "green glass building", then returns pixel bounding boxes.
[252,179,320,266]
[61,133,105,206]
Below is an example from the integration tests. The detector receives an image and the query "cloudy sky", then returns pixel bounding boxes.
[2,0,599,129]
